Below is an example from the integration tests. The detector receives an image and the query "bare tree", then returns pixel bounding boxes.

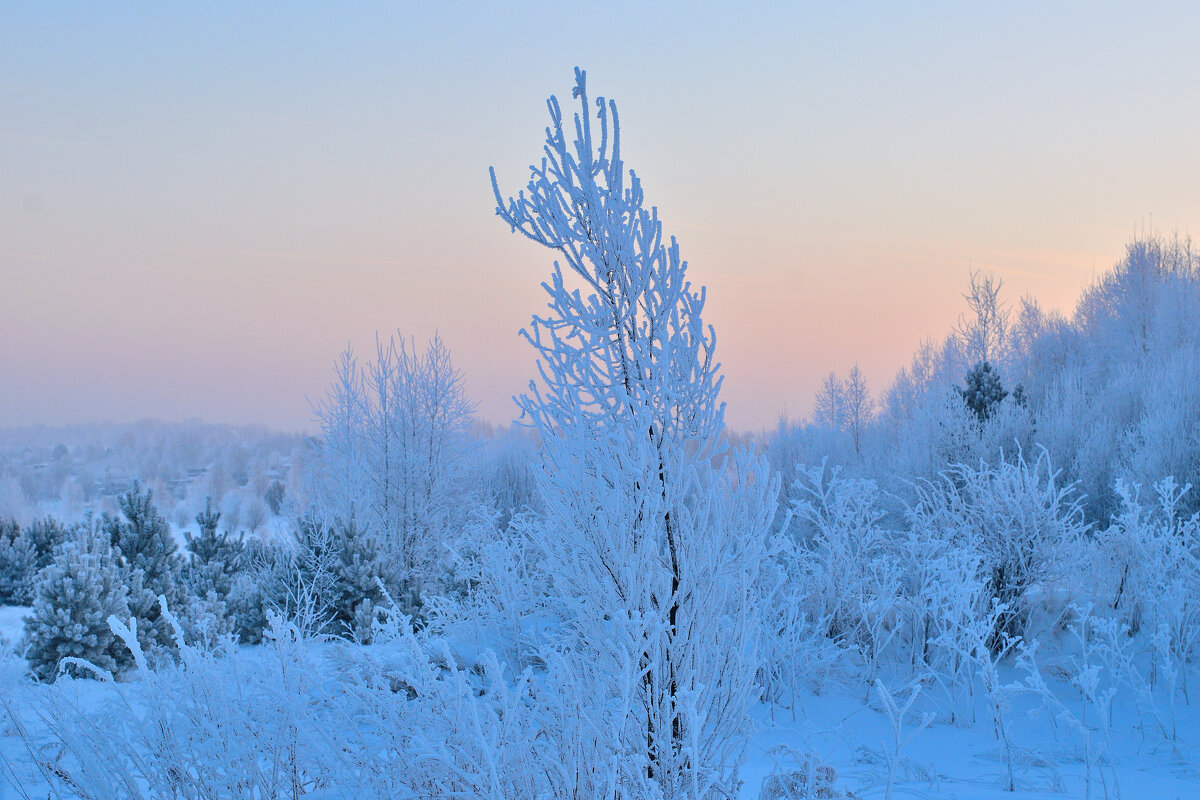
[955,269,1010,368]
[814,366,873,457]
[844,364,874,458]
[813,372,846,431]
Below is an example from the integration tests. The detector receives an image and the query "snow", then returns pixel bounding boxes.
[0,607,26,647]
[742,675,1200,799]
[0,631,1195,799]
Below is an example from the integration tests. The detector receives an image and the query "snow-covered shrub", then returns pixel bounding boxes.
[23,528,132,681]
[1016,609,1135,797]
[873,680,934,800]
[931,584,1021,790]
[12,606,345,798]
[426,508,553,673]
[758,557,845,704]
[789,463,894,642]
[1094,477,1200,688]
[758,749,848,799]
[337,604,576,799]
[12,593,627,800]
[779,463,902,691]
[910,546,984,721]
[258,515,395,641]
[908,448,1087,651]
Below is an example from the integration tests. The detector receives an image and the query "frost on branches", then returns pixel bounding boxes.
[492,68,778,799]
[311,334,476,617]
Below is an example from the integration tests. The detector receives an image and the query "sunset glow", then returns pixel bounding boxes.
[4,3,1198,432]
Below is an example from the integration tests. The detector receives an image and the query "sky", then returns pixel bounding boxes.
[3,2,1199,434]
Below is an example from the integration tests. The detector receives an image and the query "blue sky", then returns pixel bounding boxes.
[3,3,1198,431]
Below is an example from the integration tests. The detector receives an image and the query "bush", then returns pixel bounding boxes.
[908,448,1087,652]
[1097,478,1200,657]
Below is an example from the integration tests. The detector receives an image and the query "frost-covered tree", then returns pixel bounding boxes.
[313,334,476,615]
[0,519,36,605]
[24,528,132,681]
[955,269,1010,370]
[183,497,245,601]
[813,372,847,431]
[0,475,30,527]
[812,366,872,459]
[264,479,286,515]
[492,68,777,798]
[844,364,873,457]
[102,482,188,657]
[24,516,69,570]
[256,515,395,641]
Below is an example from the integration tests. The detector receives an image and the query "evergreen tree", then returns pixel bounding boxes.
[24,516,69,571]
[183,497,245,599]
[264,480,285,515]
[102,482,187,657]
[263,515,394,641]
[960,360,1008,422]
[0,519,37,605]
[24,530,132,681]
[231,538,289,644]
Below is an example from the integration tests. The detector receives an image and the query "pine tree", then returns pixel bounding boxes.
[264,480,285,515]
[24,516,69,571]
[24,530,132,681]
[0,519,37,605]
[960,360,1008,422]
[277,515,394,641]
[183,497,245,599]
[102,482,187,657]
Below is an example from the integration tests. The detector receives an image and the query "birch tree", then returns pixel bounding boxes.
[313,334,475,615]
[491,68,777,799]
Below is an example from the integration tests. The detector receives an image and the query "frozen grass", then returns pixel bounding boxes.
[0,597,1196,800]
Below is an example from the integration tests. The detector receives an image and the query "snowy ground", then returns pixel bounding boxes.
[0,603,1196,800]
[0,607,26,648]
[742,676,1200,799]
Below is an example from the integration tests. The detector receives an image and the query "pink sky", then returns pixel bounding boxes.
[3,4,1197,433]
